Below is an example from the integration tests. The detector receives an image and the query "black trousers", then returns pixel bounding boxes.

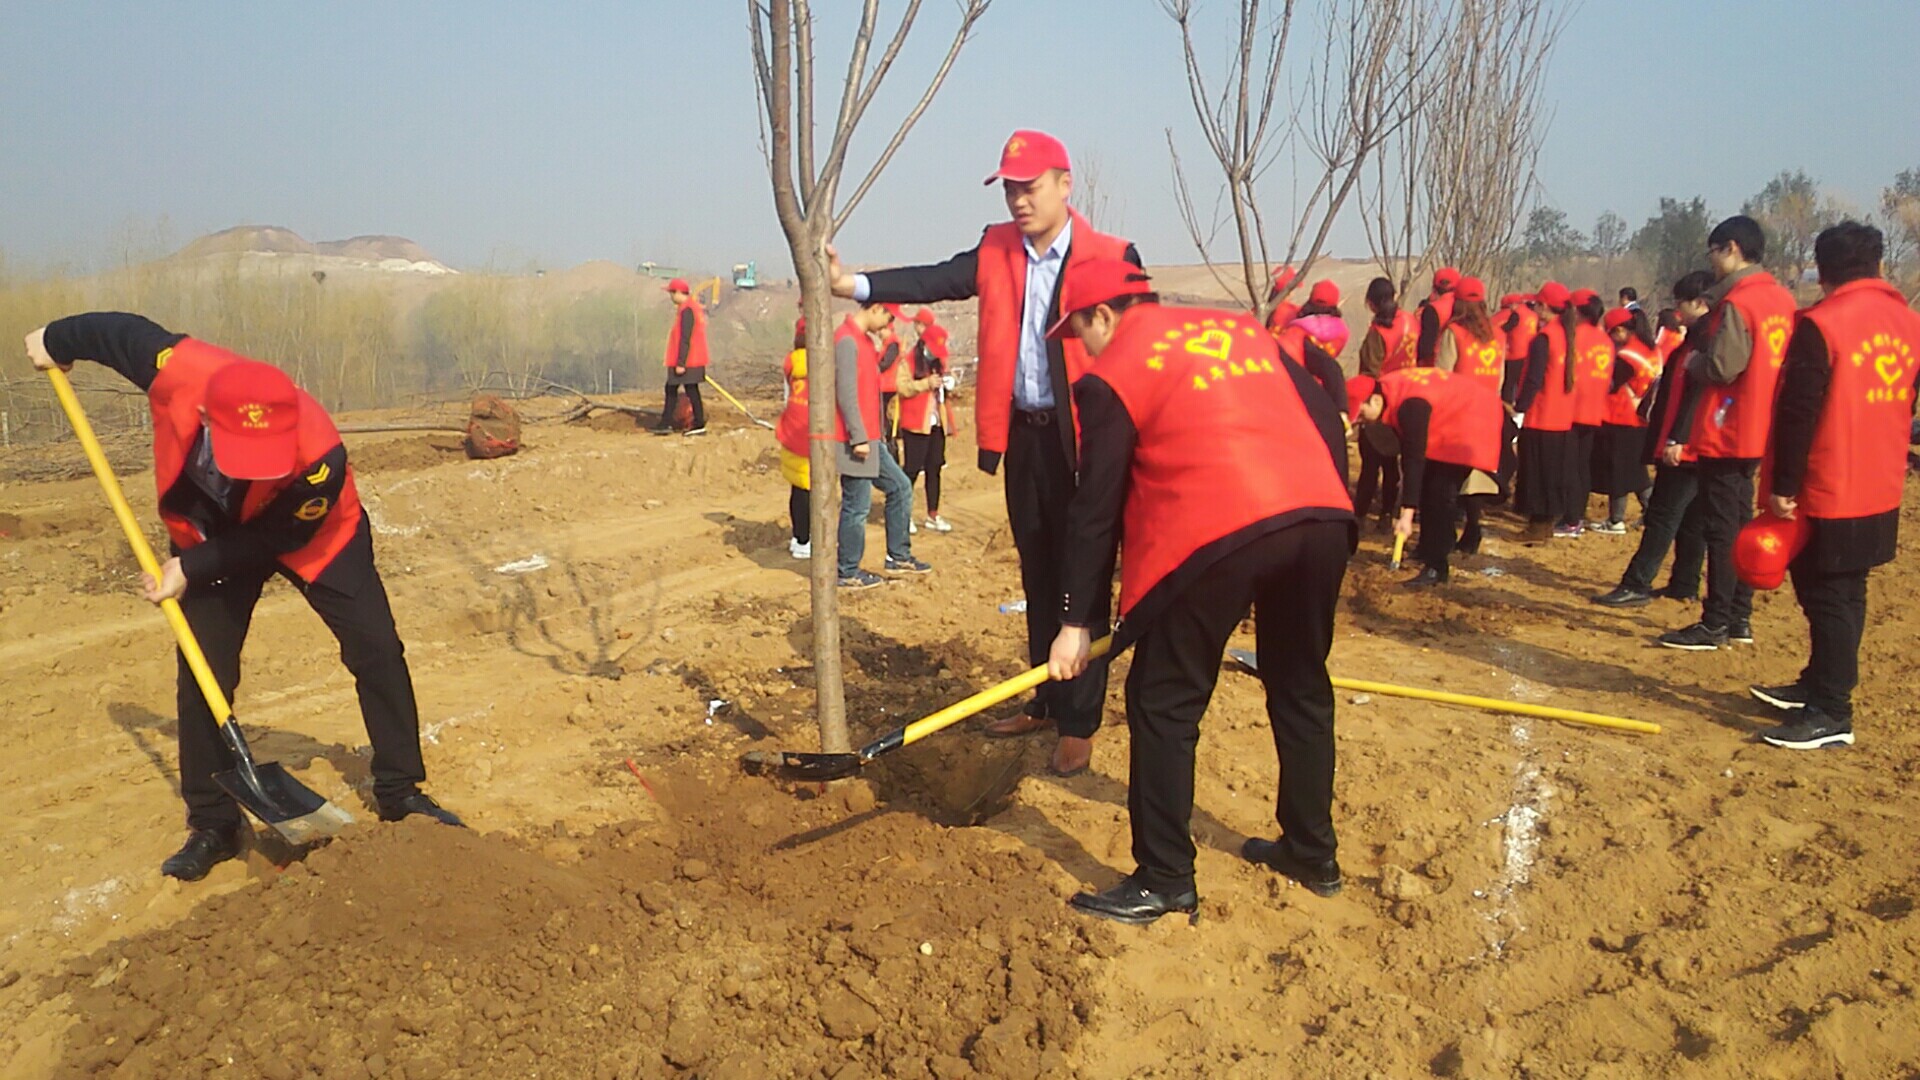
[661,383,706,428]
[1565,425,1598,525]
[1126,521,1349,893]
[902,427,946,514]
[1355,441,1399,521]
[789,485,810,545]
[1415,462,1473,578]
[1791,558,1870,721]
[1696,459,1756,629]
[1619,465,1706,594]
[176,520,426,832]
[1006,416,1111,738]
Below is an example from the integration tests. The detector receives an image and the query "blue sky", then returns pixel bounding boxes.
[3,1,1915,273]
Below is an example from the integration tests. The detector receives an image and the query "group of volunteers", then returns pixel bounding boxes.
[22,127,1917,932]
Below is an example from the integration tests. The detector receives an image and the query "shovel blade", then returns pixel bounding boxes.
[774,751,863,782]
[214,762,355,846]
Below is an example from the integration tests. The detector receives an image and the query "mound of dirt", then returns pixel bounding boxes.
[53,767,1105,1079]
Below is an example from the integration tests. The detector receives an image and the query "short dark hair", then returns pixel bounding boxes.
[1672,270,1714,304]
[1709,215,1766,263]
[1619,286,1639,303]
[1656,307,1681,332]
[1813,220,1884,287]
[1105,292,1160,317]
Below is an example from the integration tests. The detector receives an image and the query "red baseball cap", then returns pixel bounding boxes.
[984,129,1071,186]
[1536,281,1571,309]
[1455,277,1487,304]
[1735,509,1808,590]
[665,278,691,294]
[913,307,938,327]
[1046,258,1154,338]
[1309,280,1340,306]
[1271,265,1299,293]
[881,303,905,321]
[204,360,301,481]
[1603,308,1636,331]
[1498,293,1524,308]
[1569,288,1600,307]
[1433,267,1462,291]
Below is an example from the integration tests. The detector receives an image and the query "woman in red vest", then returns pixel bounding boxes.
[1512,282,1581,540]
[1415,266,1461,368]
[1044,259,1355,922]
[654,279,709,436]
[897,316,957,533]
[876,304,906,463]
[1564,289,1615,536]
[775,317,813,559]
[1286,280,1351,360]
[1752,222,1920,749]
[1356,369,1504,586]
[1588,308,1661,533]
[1435,277,1505,397]
[26,313,461,882]
[1353,277,1416,530]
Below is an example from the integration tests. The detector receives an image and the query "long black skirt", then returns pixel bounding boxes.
[1591,422,1653,496]
[1515,427,1581,522]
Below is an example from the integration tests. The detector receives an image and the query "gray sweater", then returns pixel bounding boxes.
[836,336,879,478]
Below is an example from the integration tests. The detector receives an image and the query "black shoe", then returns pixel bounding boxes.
[1727,621,1754,645]
[378,793,466,827]
[1654,584,1699,602]
[1590,585,1655,608]
[1759,708,1854,750]
[1401,567,1446,589]
[160,827,243,882]
[883,556,932,575]
[1457,532,1483,556]
[1068,875,1199,926]
[1241,837,1343,897]
[1657,622,1727,652]
[1751,683,1809,711]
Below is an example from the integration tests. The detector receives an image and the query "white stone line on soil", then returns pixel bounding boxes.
[1473,645,1556,959]
[50,877,128,934]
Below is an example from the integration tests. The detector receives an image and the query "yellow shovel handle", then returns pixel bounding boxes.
[898,637,1115,749]
[1330,676,1661,735]
[45,367,234,726]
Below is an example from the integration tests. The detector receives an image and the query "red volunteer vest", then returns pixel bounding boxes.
[1376,311,1419,374]
[1688,270,1798,459]
[1524,322,1576,432]
[1448,323,1506,397]
[974,209,1132,455]
[776,348,810,456]
[896,338,954,434]
[148,339,362,583]
[1092,305,1353,617]
[1570,322,1616,427]
[1378,368,1503,473]
[878,333,901,394]
[1505,305,1541,362]
[664,299,711,370]
[1422,293,1457,336]
[830,319,883,444]
[1652,332,1699,464]
[1605,342,1661,428]
[1786,278,1920,519]
[1265,299,1301,337]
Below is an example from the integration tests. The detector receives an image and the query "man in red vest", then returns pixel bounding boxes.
[831,303,930,589]
[653,278,709,436]
[828,129,1141,777]
[1656,216,1799,651]
[1751,222,1920,748]
[1044,260,1356,923]
[26,314,461,882]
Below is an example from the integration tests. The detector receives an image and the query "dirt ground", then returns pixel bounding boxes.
[2,391,1918,1079]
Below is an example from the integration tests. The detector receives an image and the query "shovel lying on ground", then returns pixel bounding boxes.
[704,377,776,430]
[752,637,1116,782]
[1225,648,1659,736]
[47,368,355,845]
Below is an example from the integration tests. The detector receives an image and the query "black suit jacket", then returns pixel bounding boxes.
[864,229,1144,474]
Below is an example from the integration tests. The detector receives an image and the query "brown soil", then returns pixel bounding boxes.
[4,390,1920,1078]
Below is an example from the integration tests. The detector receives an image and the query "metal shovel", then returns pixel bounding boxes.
[47,368,355,844]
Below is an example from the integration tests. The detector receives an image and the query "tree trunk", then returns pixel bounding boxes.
[793,240,849,753]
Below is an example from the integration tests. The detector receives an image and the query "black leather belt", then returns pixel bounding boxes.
[1013,408,1055,426]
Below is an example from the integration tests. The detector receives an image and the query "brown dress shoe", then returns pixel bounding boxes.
[1051,735,1093,777]
[984,712,1051,738]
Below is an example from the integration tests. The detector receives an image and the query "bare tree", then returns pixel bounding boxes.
[1163,0,1435,317]
[748,0,991,753]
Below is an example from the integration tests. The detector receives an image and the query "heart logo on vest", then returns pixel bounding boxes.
[1183,330,1234,363]
[1875,352,1909,387]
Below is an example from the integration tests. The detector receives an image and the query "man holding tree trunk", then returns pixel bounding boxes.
[828,129,1141,777]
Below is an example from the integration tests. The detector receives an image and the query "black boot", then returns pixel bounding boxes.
[1068,875,1199,925]
[377,793,467,828]
[160,827,243,882]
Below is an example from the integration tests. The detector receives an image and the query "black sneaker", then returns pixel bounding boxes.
[1759,709,1854,750]
[377,793,467,827]
[1657,623,1727,652]
[1241,837,1343,897]
[1727,621,1754,645]
[1591,585,1655,608]
[1750,684,1809,711]
[883,556,933,575]
[838,569,885,590]
[160,827,243,882]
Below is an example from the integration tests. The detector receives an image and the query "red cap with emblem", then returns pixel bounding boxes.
[1046,258,1154,339]
[1536,281,1571,310]
[1455,277,1487,304]
[983,129,1071,186]
[1603,307,1636,331]
[666,278,691,294]
[1433,267,1462,291]
[204,360,301,481]
[1309,280,1340,306]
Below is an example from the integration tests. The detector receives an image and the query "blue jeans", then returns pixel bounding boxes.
[839,443,914,576]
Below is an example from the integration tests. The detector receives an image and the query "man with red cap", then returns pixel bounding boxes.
[829,129,1141,777]
[26,313,461,882]
[1045,259,1355,923]
[1750,222,1920,748]
[1416,266,1462,368]
[653,278,709,436]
